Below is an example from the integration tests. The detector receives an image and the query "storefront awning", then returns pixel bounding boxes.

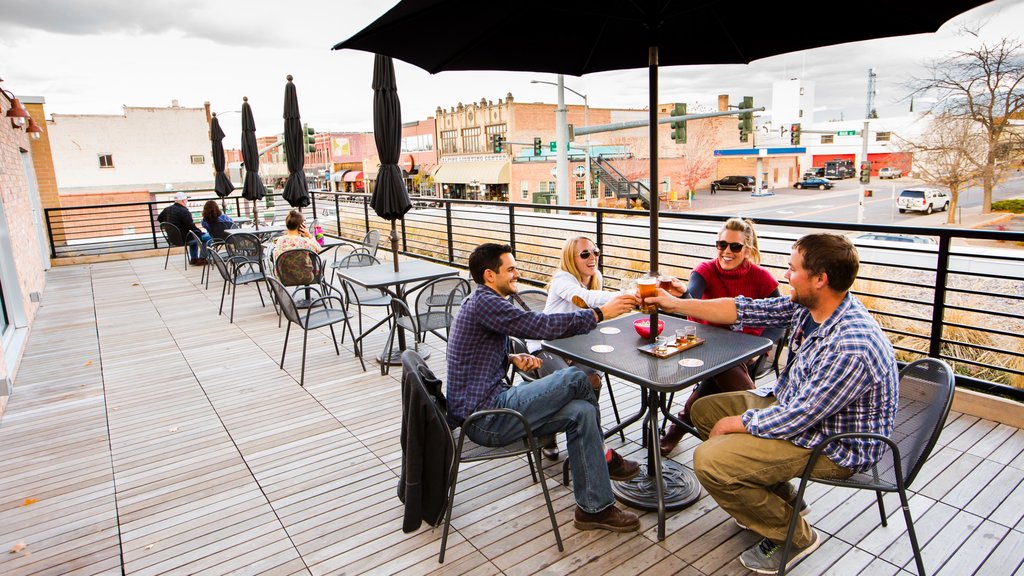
[343,171,364,182]
[432,160,510,184]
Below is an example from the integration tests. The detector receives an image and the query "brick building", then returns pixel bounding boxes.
[0,89,49,410]
[430,93,731,207]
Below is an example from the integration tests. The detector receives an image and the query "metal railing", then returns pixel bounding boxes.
[44,189,1024,398]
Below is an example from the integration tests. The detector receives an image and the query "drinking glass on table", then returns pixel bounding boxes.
[637,275,658,314]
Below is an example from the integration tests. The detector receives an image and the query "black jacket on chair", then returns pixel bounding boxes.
[399,360,455,533]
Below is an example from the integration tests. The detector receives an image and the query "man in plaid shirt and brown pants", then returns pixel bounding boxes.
[645,233,898,574]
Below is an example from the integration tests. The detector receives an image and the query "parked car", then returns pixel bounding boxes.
[794,177,834,190]
[802,167,825,179]
[855,233,936,244]
[897,188,950,214]
[879,167,903,179]
[710,175,755,192]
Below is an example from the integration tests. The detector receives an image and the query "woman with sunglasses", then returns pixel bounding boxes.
[659,217,782,456]
[527,236,638,461]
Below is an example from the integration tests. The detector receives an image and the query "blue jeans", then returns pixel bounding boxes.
[464,367,614,514]
[188,233,212,260]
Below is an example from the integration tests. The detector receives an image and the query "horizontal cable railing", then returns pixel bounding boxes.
[45,190,1024,397]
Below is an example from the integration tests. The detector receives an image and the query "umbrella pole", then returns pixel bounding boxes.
[391,221,399,272]
[648,46,659,343]
[254,200,259,230]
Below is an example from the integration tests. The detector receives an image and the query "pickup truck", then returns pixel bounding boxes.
[879,167,903,179]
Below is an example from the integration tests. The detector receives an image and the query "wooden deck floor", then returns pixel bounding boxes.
[2,255,1024,575]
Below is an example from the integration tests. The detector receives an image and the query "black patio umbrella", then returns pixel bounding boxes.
[370,54,412,272]
[240,96,267,229]
[334,0,988,288]
[210,113,235,208]
[282,75,312,211]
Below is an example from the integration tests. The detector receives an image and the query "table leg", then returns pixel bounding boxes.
[611,389,702,540]
[375,287,430,366]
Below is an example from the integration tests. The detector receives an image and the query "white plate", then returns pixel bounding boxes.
[678,358,704,368]
[599,327,621,335]
[591,344,614,353]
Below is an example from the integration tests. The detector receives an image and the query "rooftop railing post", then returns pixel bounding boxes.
[44,207,57,260]
[149,203,159,249]
[334,195,341,237]
[596,210,604,275]
[929,234,953,359]
[363,197,370,235]
[446,201,454,265]
[401,217,408,254]
[509,204,517,254]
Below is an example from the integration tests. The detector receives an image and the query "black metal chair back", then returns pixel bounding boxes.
[225,232,265,270]
[509,288,548,313]
[362,229,381,258]
[778,358,955,576]
[266,277,364,386]
[399,350,562,563]
[159,222,189,270]
[207,249,269,323]
[274,249,323,288]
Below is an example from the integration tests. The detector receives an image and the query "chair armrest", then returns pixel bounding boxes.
[462,408,541,447]
[800,431,902,479]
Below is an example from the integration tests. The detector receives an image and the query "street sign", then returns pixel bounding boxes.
[573,165,587,178]
[837,130,857,136]
[549,141,556,152]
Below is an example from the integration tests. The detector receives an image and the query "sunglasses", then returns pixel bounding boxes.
[715,241,745,252]
[579,249,601,259]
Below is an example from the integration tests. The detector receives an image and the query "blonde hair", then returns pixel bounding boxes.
[558,236,603,290]
[721,217,761,265]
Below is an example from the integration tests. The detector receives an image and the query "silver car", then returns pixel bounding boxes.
[897,188,950,214]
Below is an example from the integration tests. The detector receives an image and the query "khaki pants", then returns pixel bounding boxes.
[691,391,852,547]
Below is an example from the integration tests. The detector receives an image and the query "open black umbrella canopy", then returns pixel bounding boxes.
[283,75,311,210]
[210,114,235,199]
[370,55,412,271]
[335,0,989,275]
[240,97,267,204]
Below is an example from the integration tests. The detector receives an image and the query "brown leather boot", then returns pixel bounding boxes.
[574,505,640,532]
[659,421,686,457]
[607,449,640,481]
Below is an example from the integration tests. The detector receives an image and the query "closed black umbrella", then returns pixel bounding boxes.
[335,0,988,284]
[370,54,412,272]
[210,113,235,208]
[240,97,267,228]
[282,75,311,210]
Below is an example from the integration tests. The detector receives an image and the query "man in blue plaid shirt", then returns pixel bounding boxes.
[447,243,642,533]
[645,233,898,574]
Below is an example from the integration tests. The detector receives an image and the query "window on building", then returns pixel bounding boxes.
[798,109,804,118]
[401,133,434,152]
[605,185,614,198]
[441,130,458,154]
[462,127,482,153]
[799,87,805,96]
[575,181,585,201]
[485,124,507,140]
[190,154,205,164]
[876,131,891,142]
[520,180,529,200]
[821,135,834,144]
[98,154,114,168]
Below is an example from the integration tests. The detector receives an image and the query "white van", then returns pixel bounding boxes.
[897,188,950,214]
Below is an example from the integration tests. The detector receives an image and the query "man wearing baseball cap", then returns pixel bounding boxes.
[157,191,210,265]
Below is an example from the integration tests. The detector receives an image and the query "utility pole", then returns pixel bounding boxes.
[556,75,569,206]
[858,69,876,224]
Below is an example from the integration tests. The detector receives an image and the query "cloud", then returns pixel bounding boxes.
[0,0,289,47]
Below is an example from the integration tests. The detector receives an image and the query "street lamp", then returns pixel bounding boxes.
[531,79,592,206]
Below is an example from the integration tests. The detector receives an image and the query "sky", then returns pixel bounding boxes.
[2,0,1023,147]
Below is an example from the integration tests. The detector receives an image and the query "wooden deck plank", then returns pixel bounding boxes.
[3,256,1024,575]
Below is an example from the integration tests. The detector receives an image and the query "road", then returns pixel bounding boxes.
[715,175,1023,226]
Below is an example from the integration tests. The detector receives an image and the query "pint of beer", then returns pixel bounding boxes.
[637,276,657,313]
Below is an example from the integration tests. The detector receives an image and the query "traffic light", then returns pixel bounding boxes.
[670,103,687,144]
[492,134,504,153]
[860,161,871,184]
[533,137,542,156]
[790,123,801,145]
[738,96,754,142]
[303,124,316,154]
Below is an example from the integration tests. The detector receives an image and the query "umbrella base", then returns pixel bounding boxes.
[377,349,430,365]
[611,460,701,511]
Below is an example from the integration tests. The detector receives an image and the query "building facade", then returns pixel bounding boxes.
[0,89,49,411]
[47,101,213,196]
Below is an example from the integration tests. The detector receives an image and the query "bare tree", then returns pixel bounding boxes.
[677,117,720,196]
[911,34,1024,213]
[896,113,986,224]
